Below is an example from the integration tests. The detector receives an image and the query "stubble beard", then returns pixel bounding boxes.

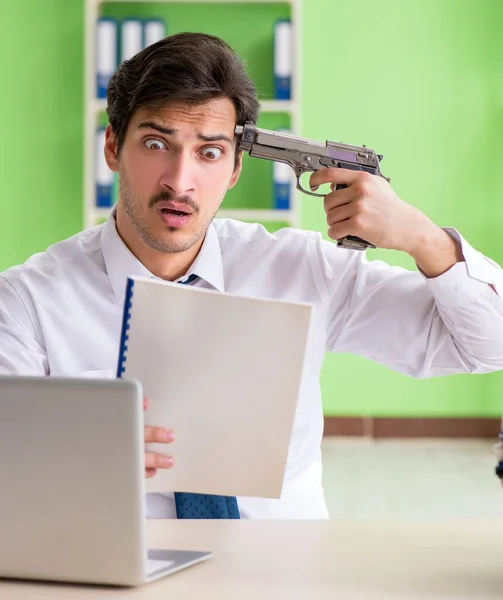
[118,167,221,254]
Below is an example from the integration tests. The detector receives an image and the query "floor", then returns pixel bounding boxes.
[321,437,503,519]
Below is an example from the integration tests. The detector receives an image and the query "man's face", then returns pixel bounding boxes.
[106,98,242,254]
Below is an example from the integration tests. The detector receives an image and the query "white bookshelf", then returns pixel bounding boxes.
[84,0,302,229]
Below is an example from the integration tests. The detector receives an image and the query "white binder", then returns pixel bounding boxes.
[144,19,166,48]
[121,19,143,62]
[95,128,114,208]
[273,128,293,209]
[274,20,292,100]
[96,18,117,99]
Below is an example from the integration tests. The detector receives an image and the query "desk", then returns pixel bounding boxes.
[1,520,502,599]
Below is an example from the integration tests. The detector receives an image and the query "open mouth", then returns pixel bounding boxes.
[160,208,191,217]
[157,207,193,229]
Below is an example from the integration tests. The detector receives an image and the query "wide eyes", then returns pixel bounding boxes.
[144,138,167,151]
[200,147,223,160]
[143,139,224,161]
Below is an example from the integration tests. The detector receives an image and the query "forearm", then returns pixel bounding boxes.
[408,225,464,279]
[328,237,503,376]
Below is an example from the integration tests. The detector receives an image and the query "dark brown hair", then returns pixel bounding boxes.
[107,32,260,156]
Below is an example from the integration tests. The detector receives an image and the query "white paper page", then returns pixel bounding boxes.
[121,276,312,498]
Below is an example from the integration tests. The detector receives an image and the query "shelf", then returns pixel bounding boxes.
[85,0,302,230]
[91,207,293,223]
[94,98,107,112]
[94,98,294,114]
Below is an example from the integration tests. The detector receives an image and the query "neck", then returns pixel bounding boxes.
[114,208,203,281]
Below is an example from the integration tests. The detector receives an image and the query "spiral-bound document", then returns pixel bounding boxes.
[117,276,312,498]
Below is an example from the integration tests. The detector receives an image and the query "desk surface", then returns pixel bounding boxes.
[1,519,502,599]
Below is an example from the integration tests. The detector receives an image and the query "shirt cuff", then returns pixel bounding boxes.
[423,228,502,308]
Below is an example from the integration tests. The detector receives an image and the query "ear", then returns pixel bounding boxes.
[228,151,243,190]
[104,124,120,172]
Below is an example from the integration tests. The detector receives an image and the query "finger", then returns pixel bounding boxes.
[145,451,174,469]
[326,201,356,228]
[145,468,157,478]
[143,397,149,411]
[323,185,355,212]
[309,167,366,190]
[328,218,361,242]
[144,425,175,443]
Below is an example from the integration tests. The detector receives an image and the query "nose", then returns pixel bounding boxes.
[159,152,196,197]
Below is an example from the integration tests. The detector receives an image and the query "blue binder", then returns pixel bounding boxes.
[274,20,292,100]
[96,18,118,99]
[273,129,292,209]
[95,127,114,208]
[273,164,291,210]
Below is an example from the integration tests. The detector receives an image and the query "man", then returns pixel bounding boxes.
[0,32,502,519]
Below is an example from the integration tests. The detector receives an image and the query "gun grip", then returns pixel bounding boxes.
[334,184,376,251]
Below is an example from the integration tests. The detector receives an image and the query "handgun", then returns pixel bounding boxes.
[235,123,390,251]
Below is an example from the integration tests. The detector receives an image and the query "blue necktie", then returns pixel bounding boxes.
[174,274,241,519]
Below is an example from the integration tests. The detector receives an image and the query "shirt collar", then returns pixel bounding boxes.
[100,208,225,302]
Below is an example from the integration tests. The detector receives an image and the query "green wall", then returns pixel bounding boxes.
[301,0,503,416]
[0,0,501,417]
[0,0,83,269]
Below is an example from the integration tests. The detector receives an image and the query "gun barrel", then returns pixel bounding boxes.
[235,123,384,173]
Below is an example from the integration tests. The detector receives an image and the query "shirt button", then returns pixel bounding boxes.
[455,284,462,291]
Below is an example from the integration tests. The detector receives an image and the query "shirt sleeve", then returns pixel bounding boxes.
[0,276,48,374]
[314,230,503,378]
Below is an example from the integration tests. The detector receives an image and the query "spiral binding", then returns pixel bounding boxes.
[116,277,135,378]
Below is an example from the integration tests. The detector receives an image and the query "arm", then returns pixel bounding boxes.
[309,169,503,377]
[322,240,503,377]
[0,277,48,374]
[310,166,502,294]
[0,276,176,478]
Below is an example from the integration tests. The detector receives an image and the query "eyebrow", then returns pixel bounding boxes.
[138,121,176,135]
[137,121,233,144]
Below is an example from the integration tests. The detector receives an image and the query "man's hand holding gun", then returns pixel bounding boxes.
[235,123,462,279]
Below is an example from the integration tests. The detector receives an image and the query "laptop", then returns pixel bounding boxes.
[0,375,212,587]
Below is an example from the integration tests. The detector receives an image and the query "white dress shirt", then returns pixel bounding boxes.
[0,212,502,519]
